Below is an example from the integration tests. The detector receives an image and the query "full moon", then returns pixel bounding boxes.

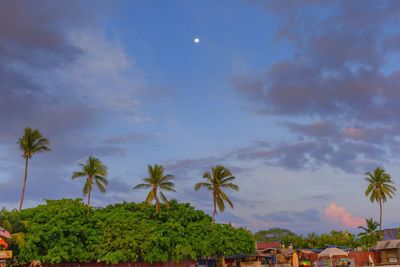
[194,37,200,44]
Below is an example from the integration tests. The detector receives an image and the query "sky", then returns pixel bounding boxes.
[1,0,400,234]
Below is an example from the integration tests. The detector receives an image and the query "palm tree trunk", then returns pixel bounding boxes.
[19,157,29,211]
[88,188,91,208]
[379,199,382,231]
[212,193,217,223]
[154,188,160,213]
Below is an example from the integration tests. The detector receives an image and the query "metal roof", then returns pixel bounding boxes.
[375,240,400,250]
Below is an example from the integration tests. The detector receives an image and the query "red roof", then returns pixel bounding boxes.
[257,241,281,250]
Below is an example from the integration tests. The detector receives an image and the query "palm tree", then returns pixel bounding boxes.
[17,127,50,211]
[194,165,239,223]
[134,164,176,213]
[358,218,380,247]
[71,156,108,207]
[365,167,396,231]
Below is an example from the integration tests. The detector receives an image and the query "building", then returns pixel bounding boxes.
[375,239,400,264]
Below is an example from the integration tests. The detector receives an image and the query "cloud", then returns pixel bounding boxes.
[0,1,146,208]
[233,0,400,172]
[104,132,155,145]
[255,209,320,223]
[324,203,364,228]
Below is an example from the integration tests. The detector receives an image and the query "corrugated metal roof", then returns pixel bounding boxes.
[375,240,400,250]
[257,242,281,250]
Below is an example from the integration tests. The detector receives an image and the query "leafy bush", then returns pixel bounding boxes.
[2,199,255,264]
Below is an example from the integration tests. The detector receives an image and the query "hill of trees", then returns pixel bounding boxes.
[1,199,255,264]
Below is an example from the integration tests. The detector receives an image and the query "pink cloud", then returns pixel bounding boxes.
[324,203,364,228]
[343,127,366,139]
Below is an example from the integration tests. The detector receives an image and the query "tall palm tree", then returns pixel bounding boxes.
[194,165,239,223]
[71,156,108,207]
[365,167,396,231]
[134,164,175,213]
[358,218,380,247]
[18,127,50,211]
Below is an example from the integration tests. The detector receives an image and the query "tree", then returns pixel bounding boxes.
[134,164,176,213]
[13,199,255,264]
[254,228,297,242]
[365,167,396,230]
[71,157,108,207]
[18,127,50,211]
[358,218,380,247]
[194,165,239,223]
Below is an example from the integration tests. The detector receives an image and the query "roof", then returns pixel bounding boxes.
[318,247,348,258]
[279,248,294,257]
[382,229,399,241]
[375,240,400,250]
[257,242,281,250]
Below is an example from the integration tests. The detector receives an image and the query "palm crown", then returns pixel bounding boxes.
[365,167,396,230]
[72,156,108,207]
[358,218,380,247]
[194,165,239,222]
[18,127,50,159]
[17,127,50,211]
[134,164,175,213]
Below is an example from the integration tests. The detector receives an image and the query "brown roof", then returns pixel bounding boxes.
[257,242,281,250]
[375,240,400,250]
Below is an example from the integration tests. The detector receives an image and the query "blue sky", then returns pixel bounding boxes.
[1,0,400,234]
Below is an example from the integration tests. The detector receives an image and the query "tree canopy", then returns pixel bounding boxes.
[254,228,374,249]
[1,199,254,264]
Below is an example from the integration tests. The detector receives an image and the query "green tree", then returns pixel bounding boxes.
[134,164,176,213]
[72,157,108,207]
[254,228,297,242]
[194,165,239,223]
[358,218,380,247]
[13,199,255,264]
[365,167,396,230]
[18,127,50,211]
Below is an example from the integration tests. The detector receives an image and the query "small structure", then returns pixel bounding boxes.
[375,239,400,264]
[318,248,348,258]
[257,242,281,251]
[318,247,350,267]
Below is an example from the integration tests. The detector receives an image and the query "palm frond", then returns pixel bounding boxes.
[220,190,234,208]
[133,183,152,190]
[72,172,87,179]
[145,190,155,204]
[95,179,106,193]
[159,182,176,192]
[159,191,169,204]
[216,195,225,212]
[95,175,108,186]
[221,182,239,191]
[194,182,212,191]
[82,179,92,196]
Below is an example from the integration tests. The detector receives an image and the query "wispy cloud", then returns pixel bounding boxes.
[233,0,400,172]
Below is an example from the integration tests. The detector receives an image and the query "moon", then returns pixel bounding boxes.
[194,37,200,44]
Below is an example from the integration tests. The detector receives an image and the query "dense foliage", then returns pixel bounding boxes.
[0,199,254,264]
[254,228,375,249]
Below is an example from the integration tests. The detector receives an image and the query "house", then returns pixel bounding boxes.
[375,240,400,264]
